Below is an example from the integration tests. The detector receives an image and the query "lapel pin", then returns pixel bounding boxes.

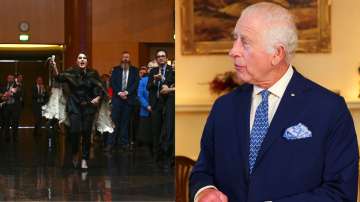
[290,93,295,97]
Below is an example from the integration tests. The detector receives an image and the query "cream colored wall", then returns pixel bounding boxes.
[176,0,360,159]
[176,110,209,160]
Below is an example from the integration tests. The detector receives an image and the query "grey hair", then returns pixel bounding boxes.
[241,2,298,63]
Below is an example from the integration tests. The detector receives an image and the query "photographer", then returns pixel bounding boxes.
[146,49,174,168]
[0,74,21,141]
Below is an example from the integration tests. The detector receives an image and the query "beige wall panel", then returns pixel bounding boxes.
[0,0,64,44]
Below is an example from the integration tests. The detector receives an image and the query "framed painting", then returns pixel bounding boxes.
[180,0,331,54]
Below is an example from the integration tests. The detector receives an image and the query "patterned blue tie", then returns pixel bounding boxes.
[249,90,270,174]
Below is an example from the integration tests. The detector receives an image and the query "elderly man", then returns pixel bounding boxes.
[190,2,358,202]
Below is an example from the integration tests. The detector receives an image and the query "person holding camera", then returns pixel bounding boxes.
[0,74,22,141]
[147,49,174,168]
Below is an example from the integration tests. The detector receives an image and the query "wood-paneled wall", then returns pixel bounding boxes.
[64,0,92,68]
[0,0,175,74]
[92,0,175,74]
[0,0,64,44]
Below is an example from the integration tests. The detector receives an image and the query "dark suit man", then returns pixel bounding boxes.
[0,74,22,141]
[107,51,139,151]
[13,74,24,136]
[147,50,175,164]
[32,76,49,135]
[160,77,175,169]
[190,3,358,202]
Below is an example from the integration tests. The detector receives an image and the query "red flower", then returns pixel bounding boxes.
[209,71,243,95]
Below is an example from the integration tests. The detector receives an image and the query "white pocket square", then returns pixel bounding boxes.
[283,123,312,140]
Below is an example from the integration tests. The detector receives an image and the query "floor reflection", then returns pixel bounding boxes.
[0,129,174,201]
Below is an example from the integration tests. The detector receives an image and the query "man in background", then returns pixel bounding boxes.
[0,74,21,141]
[147,49,175,169]
[32,76,48,135]
[106,51,139,152]
[13,73,24,137]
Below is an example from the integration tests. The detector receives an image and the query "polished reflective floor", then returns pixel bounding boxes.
[0,129,174,201]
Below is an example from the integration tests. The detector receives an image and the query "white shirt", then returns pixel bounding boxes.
[194,65,294,202]
[250,65,294,130]
[121,68,129,91]
[37,84,43,94]
[124,68,129,87]
[118,69,130,96]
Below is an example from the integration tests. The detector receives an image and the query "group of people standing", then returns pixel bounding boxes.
[103,50,175,170]
[0,49,175,171]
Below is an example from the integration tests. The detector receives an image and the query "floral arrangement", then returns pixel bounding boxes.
[209,71,243,95]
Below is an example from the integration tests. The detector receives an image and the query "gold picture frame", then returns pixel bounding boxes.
[180,0,331,54]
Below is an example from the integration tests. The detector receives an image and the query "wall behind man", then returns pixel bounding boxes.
[176,0,360,159]
[0,0,174,73]
[0,0,64,44]
[92,0,175,74]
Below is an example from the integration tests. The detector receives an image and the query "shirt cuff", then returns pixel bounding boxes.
[194,185,217,202]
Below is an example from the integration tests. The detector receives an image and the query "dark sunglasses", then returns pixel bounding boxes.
[156,55,166,58]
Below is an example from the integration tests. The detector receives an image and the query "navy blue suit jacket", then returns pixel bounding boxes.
[110,65,139,108]
[147,64,175,109]
[190,70,359,202]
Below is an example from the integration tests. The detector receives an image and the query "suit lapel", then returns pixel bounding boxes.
[234,84,252,178]
[127,67,132,84]
[251,71,310,174]
[164,65,170,80]
[119,68,124,90]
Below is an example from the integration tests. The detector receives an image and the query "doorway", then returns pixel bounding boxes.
[138,42,175,67]
[0,51,63,127]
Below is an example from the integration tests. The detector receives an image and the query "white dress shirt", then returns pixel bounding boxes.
[119,68,130,95]
[123,68,129,89]
[250,65,294,130]
[194,65,294,202]
[37,84,43,94]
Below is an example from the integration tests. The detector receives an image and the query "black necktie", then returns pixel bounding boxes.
[81,69,86,79]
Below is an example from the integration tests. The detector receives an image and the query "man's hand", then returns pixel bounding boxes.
[197,189,228,202]
[160,84,170,94]
[90,96,101,105]
[153,74,162,81]
[10,87,17,93]
[118,91,127,100]
[147,105,152,112]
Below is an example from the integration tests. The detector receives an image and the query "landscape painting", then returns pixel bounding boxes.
[181,0,331,54]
